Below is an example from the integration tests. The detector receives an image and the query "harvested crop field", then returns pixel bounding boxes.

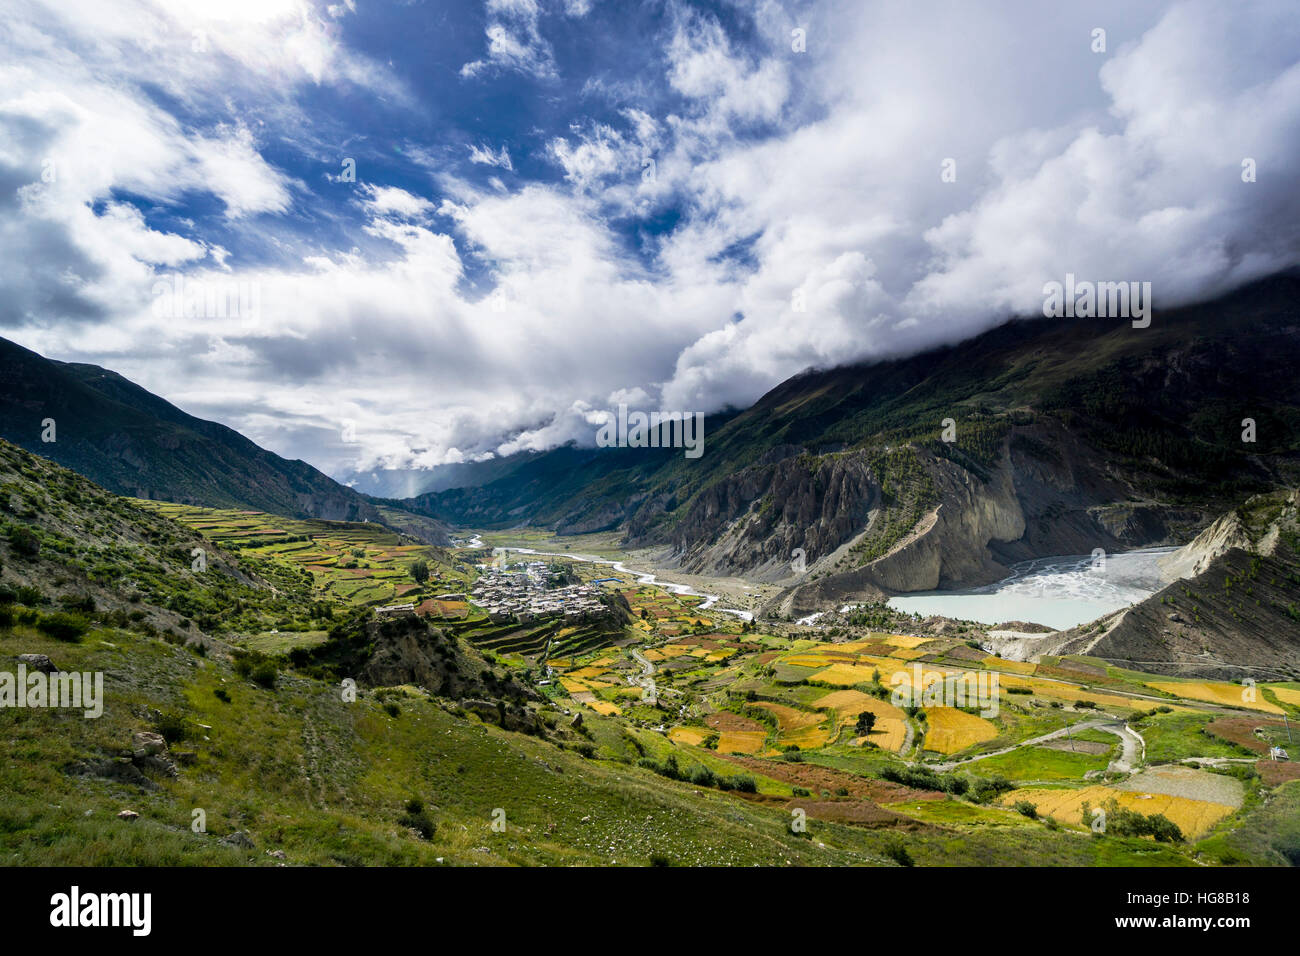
[922,707,998,754]
[1267,685,1300,708]
[1205,716,1285,754]
[1116,765,1244,808]
[716,731,766,754]
[706,712,765,733]
[1146,680,1285,714]
[668,726,712,746]
[1001,785,1236,839]
[814,689,908,751]
[1256,760,1300,786]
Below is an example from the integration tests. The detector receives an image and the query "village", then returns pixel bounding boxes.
[469,559,615,624]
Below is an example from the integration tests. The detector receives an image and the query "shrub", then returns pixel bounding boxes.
[0,605,13,628]
[883,837,914,867]
[15,585,44,606]
[1013,800,1039,819]
[250,662,278,689]
[36,611,90,642]
[398,799,436,840]
[688,764,716,787]
[6,525,40,557]
[153,711,189,744]
[213,688,231,703]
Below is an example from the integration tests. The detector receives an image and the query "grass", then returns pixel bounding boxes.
[966,745,1111,782]
[1136,712,1260,764]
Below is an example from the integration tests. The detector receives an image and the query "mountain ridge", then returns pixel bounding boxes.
[0,336,449,545]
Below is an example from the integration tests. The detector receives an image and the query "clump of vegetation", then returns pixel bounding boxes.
[1082,798,1183,843]
[883,836,914,867]
[398,798,436,840]
[35,611,90,642]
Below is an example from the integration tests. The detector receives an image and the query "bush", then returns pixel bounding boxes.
[15,585,44,606]
[153,711,189,744]
[398,799,436,840]
[213,688,231,703]
[250,662,278,689]
[688,764,716,788]
[0,605,14,629]
[728,775,757,793]
[6,525,40,557]
[883,837,914,867]
[383,701,401,718]
[36,611,90,642]
[1013,800,1039,819]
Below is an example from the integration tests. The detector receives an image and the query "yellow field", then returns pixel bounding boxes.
[749,703,832,749]
[810,663,880,686]
[997,674,1147,711]
[587,700,622,717]
[1147,680,1285,714]
[716,731,767,754]
[888,648,930,661]
[815,689,909,752]
[1264,685,1300,708]
[983,657,1035,675]
[922,707,998,754]
[751,702,823,732]
[885,635,931,650]
[668,726,712,746]
[783,724,835,748]
[784,652,859,667]
[1001,786,1236,839]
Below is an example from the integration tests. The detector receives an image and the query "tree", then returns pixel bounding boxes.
[855,711,877,736]
[410,559,429,584]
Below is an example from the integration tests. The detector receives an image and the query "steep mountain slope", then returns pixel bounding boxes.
[408,273,1300,610]
[1040,491,1300,680]
[0,337,447,543]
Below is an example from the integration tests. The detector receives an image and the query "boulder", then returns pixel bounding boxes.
[219,831,255,850]
[132,731,168,758]
[17,653,57,674]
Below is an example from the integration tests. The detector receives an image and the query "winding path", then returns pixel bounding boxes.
[926,718,1143,773]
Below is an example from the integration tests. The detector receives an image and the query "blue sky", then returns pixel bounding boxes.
[3,0,1299,493]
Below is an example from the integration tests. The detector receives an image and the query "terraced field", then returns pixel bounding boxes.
[137,502,467,609]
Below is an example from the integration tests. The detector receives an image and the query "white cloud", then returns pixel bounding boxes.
[460,0,557,81]
[467,142,514,170]
[4,0,1300,484]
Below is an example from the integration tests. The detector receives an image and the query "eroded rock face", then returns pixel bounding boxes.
[665,450,878,581]
[768,448,1026,617]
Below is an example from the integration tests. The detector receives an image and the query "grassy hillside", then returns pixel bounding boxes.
[3,440,1298,867]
